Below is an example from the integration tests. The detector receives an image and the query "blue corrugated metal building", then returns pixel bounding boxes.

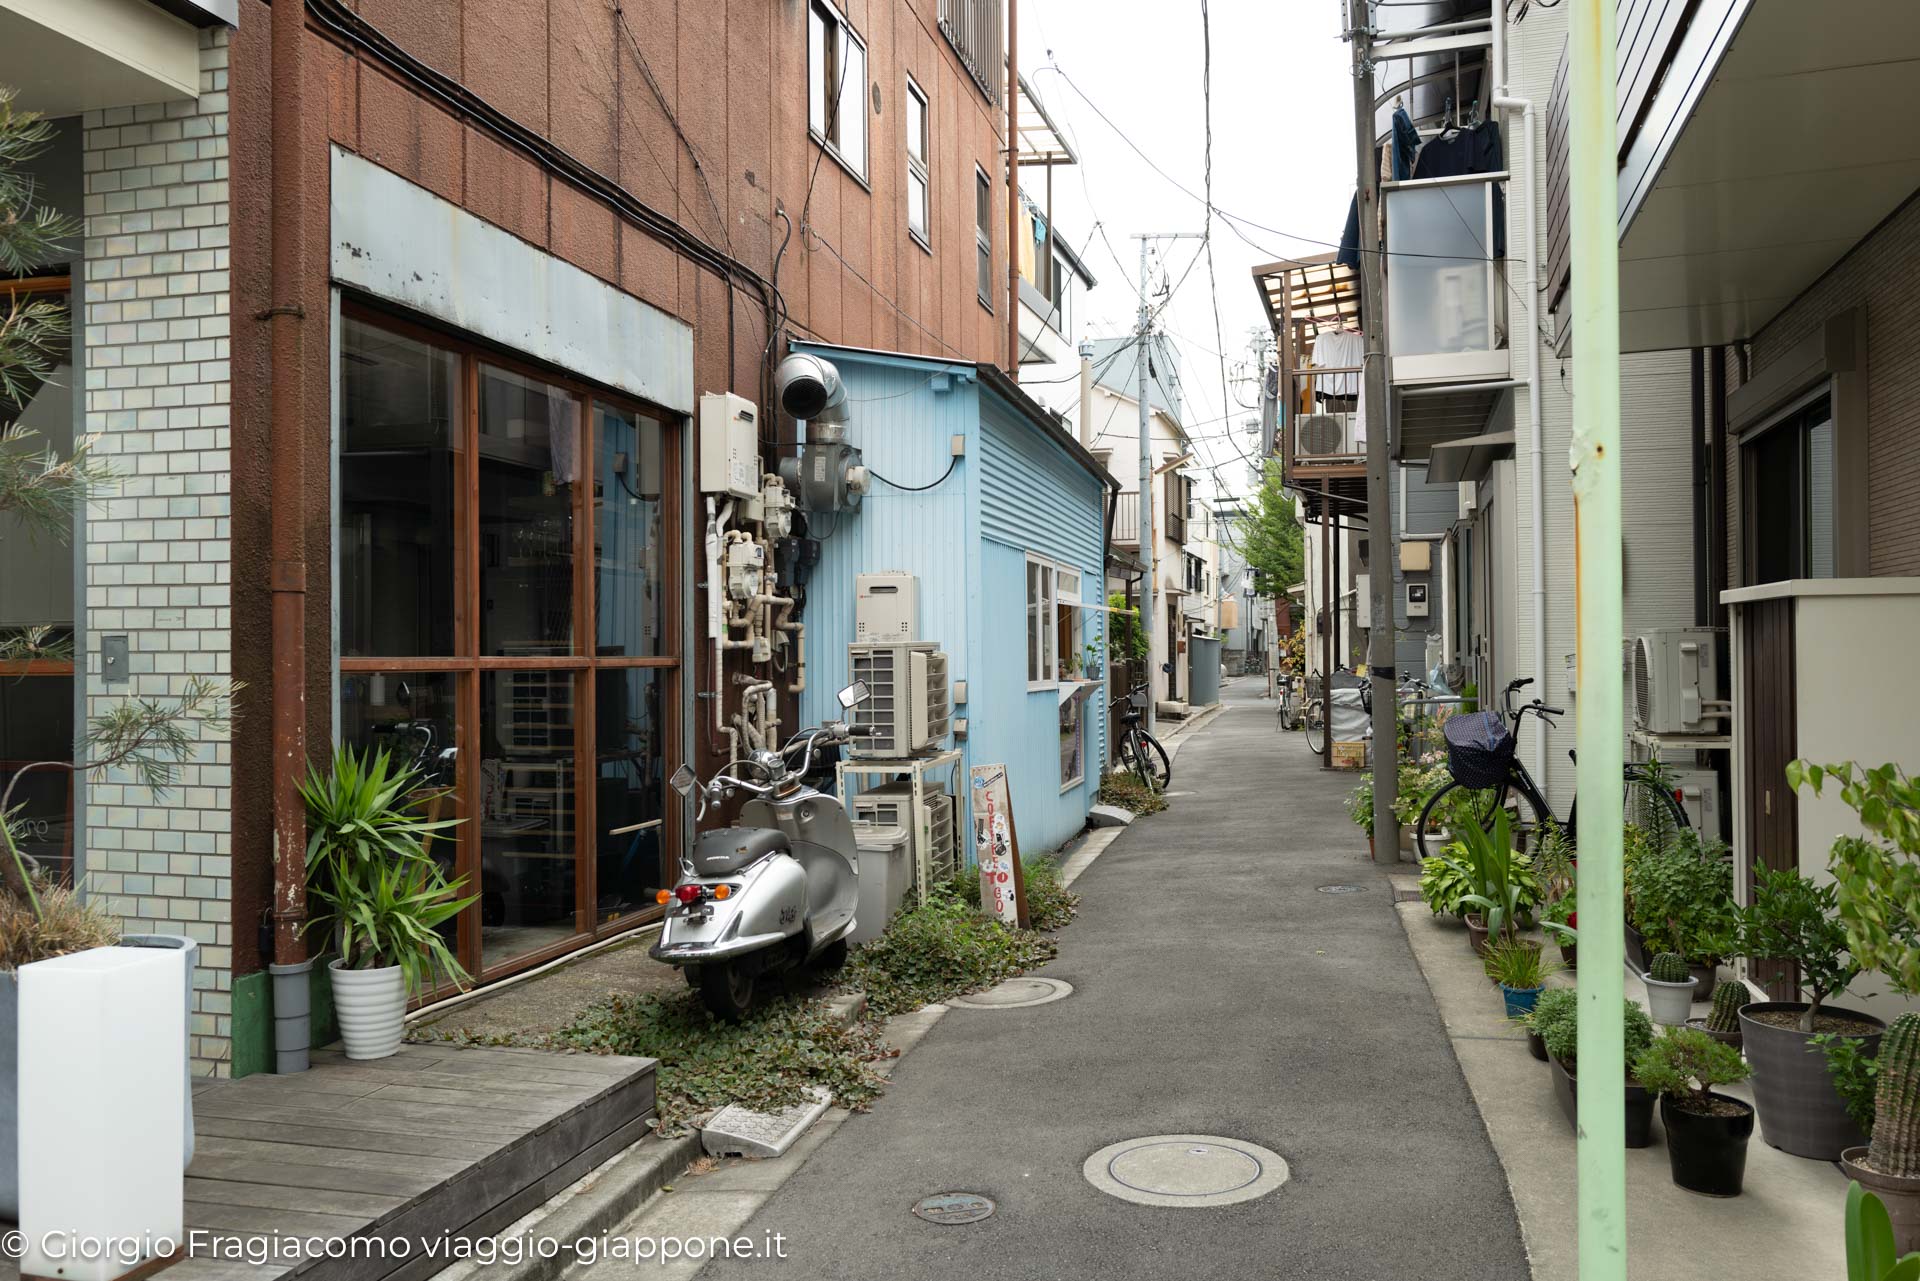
[793,341,1114,857]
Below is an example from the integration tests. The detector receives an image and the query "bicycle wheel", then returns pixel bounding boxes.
[1571,768,1692,838]
[1414,777,1553,861]
[1303,701,1327,756]
[1129,731,1172,791]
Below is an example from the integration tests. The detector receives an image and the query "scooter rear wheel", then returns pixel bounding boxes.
[697,961,756,1021]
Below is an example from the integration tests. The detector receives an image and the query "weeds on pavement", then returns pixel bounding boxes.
[1099,771,1168,816]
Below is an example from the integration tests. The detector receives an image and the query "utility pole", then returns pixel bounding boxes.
[1569,0,1628,1276]
[1347,7,1396,859]
[1131,232,1204,737]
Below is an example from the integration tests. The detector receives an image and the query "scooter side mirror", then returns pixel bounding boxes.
[837,680,870,709]
[669,763,699,797]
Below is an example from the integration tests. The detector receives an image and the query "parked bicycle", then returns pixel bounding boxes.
[1112,684,1172,792]
[1410,676,1689,859]
[1301,668,1367,758]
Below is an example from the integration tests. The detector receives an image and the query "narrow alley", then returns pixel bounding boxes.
[619,682,1530,1281]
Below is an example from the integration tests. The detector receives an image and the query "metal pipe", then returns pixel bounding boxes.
[1568,1,1628,1274]
[1007,0,1020,377]
[268,0,312,1072]
[1078,339,1096,448]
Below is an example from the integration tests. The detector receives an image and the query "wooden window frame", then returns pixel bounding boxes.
[337,300,685,996]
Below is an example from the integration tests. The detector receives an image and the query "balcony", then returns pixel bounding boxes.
[1250,252,1367,522]
[1383,170,1514,462]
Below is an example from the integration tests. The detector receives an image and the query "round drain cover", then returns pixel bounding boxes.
[1317,884,1366,894]
[950,976,1074,1009]
[911,1192,996,1225]
[1083,1135,1290,1208]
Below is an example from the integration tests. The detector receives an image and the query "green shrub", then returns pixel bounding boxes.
[1348,774,1376,838]
[1418,855,1472,916]
[1788,761,1920,999]
[1814,1032,1880,1138]
[1535,990,1653,1077]
[1627,828,1736,963]
[843,881,1059,1017]
[1633,1026,1752,1111]
[1739,864,1863,1032]
[939,856,1078,933]
[556,991,889,1135]
[1099,771,1167,816]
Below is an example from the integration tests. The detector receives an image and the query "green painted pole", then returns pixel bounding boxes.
[1568,1,1628,1278]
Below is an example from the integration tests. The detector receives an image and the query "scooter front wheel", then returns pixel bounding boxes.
[697,961,756,1021]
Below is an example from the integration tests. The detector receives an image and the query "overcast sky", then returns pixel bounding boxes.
[1013,0,1354,501]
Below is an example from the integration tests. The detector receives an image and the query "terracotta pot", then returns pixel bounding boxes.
[1739,1001,1884,1160]
[1465,914,1491,958]
[1845,1148,1920,1257]
[1662,1093,1755,1197]
[1551,1056,1655,1148]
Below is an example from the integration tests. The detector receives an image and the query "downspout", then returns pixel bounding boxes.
[267,0,313,1074]
[1493,9,1547,784]
[1006,0,1020,377]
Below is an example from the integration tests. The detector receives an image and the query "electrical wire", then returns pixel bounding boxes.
[869,453,960,492]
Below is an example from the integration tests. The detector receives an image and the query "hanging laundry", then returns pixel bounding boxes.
[1410,118,1506,255]
[1338,103,1424,267]
[1307,329,1368,447]
[1017,206,1037,284]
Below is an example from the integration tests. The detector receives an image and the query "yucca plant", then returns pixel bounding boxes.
[301,747,473,993]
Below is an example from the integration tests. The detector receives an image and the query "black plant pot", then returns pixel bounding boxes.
[1739,1001,1884,1160]
[1528,1029,1549,1062]
[1551,1056,1655,1148]
[1624,923,1649,971]
[1661,1093,1755,1197]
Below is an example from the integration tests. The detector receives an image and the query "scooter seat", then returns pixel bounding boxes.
[690,826,790,877]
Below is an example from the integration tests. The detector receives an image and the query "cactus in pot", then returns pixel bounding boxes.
[1644,951,1698,1026]
[1690,979,1747,1049]
[1846,1013,1920,1256]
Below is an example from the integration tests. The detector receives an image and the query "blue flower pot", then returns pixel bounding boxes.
[1501,983,1543,1019]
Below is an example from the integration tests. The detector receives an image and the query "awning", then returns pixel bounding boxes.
[1424,429,1515,485]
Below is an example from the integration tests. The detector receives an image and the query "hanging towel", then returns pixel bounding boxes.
[1392,105,1421,181]
[1308,329,1368,447]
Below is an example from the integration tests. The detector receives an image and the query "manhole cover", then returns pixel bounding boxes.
[1317,884,1366,894]
[950,976,1074,1009]
[912,1192,996,1225]
[1082,1135,1290,1208]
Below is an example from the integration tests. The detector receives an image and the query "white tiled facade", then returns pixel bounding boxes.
[78,27,235,1076]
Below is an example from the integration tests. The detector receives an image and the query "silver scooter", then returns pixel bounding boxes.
[652,682,868,1019]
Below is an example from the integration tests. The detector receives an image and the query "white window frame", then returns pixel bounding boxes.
[905,76,930,248]
[808,0,868,181]
[1027,554,1057,688]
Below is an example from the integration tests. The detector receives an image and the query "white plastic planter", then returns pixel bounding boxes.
[330,960,407,1059]
[1644,974,1699,1027]
[20,946,185,1281]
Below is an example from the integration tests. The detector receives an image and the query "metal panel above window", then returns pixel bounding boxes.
[938,0,1004,105]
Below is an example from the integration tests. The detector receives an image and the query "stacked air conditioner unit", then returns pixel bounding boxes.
[1627,738,1726,840]
[851,781,959,884]
[848,642,952,757]
[1631,628,1726,736]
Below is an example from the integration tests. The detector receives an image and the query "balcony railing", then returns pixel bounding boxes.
[1383,171,1510,384]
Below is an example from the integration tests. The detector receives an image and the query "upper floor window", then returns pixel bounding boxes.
[938,0,1004,104]
[975,166,993,308]
[905,78,930,245]
[808,0,867,179]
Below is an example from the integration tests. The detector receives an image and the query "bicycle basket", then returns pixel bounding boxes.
[1443,711,1514,790]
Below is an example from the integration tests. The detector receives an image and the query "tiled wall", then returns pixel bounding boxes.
[78,26,235,1076]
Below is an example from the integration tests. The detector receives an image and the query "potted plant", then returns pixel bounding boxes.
[1737,863,1882,1160]
[301,748,476,1060]
[1536,988,1659,1147]
[1688,980,1747,1050]
[1483,935,1556,1019]
[1417,854,1473,922]
[1845,1181,1920,1281]
[1633,1026,1756,1197]
[1644,952,1699,1026]
[1453,808,1532,958]
[1348,774,1376,858]
[1843,1015,1920,1255]
[1627,826,1735,984]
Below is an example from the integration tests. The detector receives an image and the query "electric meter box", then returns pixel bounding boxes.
[1406,582,1430,618]
[699,392,761,498]
[855,573,918,642]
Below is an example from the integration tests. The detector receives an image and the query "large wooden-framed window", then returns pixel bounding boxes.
[336,302,683,991]
[0,273,77,889]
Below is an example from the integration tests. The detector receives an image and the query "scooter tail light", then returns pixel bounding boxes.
[675,884,702,904]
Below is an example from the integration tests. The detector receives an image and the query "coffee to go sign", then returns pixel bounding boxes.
[969,763,1029,927]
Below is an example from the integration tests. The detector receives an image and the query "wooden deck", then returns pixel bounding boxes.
[8,1043,656,1281]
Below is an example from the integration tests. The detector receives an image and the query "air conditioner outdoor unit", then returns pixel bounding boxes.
[1628,741,1725,840]
[1296,414,1349,456]
[851,782,958,883]
[848,643,951,756]
[1631,627,1725,735]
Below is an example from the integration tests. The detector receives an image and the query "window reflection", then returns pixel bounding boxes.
[595,669,665,925]
[480,365,578,657]
[594,403,666,658]
[0,674,74,886]
[339,318,460,657]
[480,670,578,969]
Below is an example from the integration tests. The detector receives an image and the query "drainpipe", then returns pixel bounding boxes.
[1077,339,1095,448]
[267,0,313,1074]
[1006,0,1020,377]
[1568,0,1629,1273]
[1492,10,1548,785]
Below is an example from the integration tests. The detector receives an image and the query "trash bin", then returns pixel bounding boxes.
[849,825,912,947]
[1187,635,1222,707]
